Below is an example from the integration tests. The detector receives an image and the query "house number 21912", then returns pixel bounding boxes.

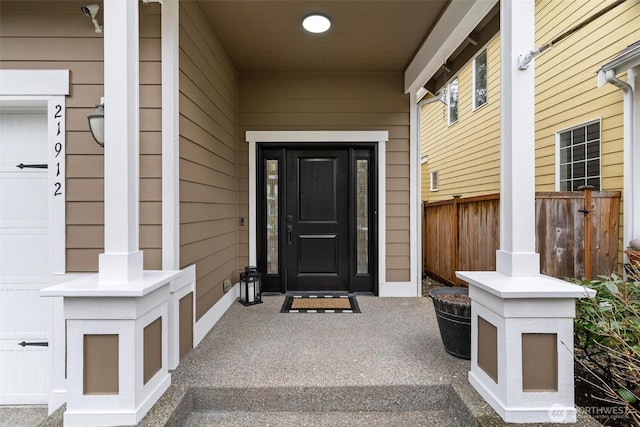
[53,104,63,197]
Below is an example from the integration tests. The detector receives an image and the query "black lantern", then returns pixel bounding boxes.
[239,266,262,306]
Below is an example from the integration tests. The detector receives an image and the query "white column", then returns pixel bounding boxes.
[162,0,180,270]
[99,0,144,283]
[409,91,420,296]
[495,0,540,277]
[457,1,595,423]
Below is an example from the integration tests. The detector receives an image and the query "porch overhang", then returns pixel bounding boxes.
[404,0,498,94]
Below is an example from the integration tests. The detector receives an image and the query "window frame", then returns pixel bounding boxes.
[430,170,440,191]
[555,119,602,191]
[447,77,459,126]
[472,48,488,110]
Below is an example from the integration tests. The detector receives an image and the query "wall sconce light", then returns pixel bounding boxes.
[87,104,104,147]
[81,4,103,33]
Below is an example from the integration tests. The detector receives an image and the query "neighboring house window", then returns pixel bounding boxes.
[558,121,601,191]
[430,170,439,191]
[447,78,458,125]
[473,49,487,109]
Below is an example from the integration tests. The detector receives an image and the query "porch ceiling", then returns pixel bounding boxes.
[196,0,449,73]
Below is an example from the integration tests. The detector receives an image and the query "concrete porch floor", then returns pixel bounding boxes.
[2,295,600,426]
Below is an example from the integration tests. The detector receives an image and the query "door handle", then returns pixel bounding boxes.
[287,215,293,245]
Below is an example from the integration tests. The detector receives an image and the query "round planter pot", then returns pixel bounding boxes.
[428,287,471,360]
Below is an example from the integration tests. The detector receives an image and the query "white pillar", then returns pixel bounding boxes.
[495,0,540,277]
[162,0,181,271]
[99,0,144,283]
[410,91,420,296]
[456,1,595,423]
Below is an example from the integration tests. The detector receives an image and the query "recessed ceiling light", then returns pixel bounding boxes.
[302,13,331,34]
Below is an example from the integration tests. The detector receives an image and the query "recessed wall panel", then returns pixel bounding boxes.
[143,317,162,385]
[477,316,498,383]
[83,334,118,395]
[522,333,558,392]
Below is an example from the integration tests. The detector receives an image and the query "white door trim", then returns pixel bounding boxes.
[246,130,389,294]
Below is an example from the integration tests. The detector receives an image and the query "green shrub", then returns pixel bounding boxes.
[573,270,640,425]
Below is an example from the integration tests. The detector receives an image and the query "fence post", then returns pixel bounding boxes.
[452,195,461,284]
[579,185,594,280]
[422,201,426,277]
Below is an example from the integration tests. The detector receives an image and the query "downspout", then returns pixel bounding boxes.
[417,90,445,165]
[603,69,635,264]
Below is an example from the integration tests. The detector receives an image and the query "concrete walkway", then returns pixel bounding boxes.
[1,295,601,426]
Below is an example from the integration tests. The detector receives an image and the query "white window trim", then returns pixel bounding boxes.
[430,170,440,191]
[554,118,602,191]
[472,48,488,111]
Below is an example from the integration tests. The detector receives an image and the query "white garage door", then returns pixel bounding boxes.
[0,109,51,404]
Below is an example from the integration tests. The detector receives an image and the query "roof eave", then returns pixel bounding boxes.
[597,41,640,87]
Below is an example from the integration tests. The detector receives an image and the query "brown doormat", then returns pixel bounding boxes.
[280,295,361,313]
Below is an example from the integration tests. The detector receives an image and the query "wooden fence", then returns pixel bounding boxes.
[423,190,621,286]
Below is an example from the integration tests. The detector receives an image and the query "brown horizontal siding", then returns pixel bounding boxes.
[238,72,411,282]
[179,2,238,320]
[0,1,163,272]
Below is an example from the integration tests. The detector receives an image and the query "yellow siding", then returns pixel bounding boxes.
[238,72,411,282]
[420,0,638,268]
[0,1,163,271]
[179,2,238,320]
[421,35,501,202]
[534,0,638,192]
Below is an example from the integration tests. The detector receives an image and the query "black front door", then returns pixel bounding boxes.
[286,149,349,292]
[257,144,376,294]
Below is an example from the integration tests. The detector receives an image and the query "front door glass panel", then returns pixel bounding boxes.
[356,159,369,274]
[266,159,278,274]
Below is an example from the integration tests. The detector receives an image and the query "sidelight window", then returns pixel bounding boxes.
[266,159,279,274]
[356,159,369,274]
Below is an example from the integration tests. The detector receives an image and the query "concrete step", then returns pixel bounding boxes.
[181,385,474,426]
[185,409,459,426]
